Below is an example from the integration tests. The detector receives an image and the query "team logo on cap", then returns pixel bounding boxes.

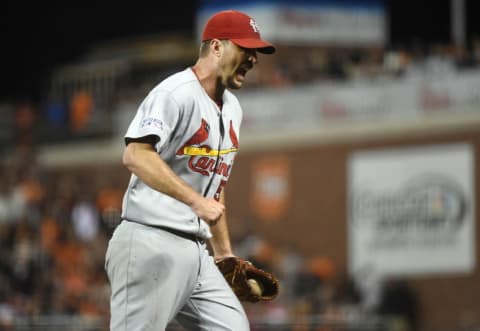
[249,18,260,33]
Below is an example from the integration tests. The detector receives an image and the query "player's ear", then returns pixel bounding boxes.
[210,39,224,57]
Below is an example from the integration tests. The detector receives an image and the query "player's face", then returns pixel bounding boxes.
[220,41,258,90]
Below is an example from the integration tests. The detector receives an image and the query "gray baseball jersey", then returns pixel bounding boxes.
[121,68,242,239]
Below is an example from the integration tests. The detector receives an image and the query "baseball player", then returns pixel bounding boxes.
[105,10,275,331]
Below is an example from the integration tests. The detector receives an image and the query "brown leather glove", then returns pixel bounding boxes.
[215,256,279,303]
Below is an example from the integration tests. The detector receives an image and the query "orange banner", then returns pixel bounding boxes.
[250,155,290,222]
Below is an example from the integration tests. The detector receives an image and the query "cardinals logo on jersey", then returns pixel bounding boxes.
[177,119,239,177]
[177,119,211,156]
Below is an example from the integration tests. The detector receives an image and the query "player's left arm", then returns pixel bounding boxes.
[209,190,235,260]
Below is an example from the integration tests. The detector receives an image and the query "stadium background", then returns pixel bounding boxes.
[2,0,480,330]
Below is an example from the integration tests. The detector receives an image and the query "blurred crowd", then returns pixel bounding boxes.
[274,39,480,86]
[231,234,420,331]
[0,146,122,330]
[238,40,479,92]
[0,147,419,330]
[4,39,480,148]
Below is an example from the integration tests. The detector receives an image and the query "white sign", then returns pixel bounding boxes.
[348,143,475,276]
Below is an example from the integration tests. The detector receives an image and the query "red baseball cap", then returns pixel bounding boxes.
[202,10,276,54]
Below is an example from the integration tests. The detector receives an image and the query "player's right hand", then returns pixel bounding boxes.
[191,197,225,226]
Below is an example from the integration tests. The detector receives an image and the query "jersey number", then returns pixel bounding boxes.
[214,180,227,201]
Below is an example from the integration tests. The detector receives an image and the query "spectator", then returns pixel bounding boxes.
[71,198,100,243]
[69,91,94,132]
[376,279,420,331]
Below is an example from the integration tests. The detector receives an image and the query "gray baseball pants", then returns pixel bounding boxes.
[105,220,249,331]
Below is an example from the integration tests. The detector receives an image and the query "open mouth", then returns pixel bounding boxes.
[237,67,247,77]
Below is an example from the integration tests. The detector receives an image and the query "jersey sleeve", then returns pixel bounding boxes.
[124,89,180,152]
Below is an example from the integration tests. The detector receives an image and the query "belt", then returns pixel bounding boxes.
[158,226,201,242]
[122,219,202,242]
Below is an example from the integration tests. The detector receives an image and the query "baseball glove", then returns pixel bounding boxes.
[215,256,279,303]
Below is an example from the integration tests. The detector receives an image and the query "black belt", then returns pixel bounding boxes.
[158,226,200,242]
[123,219,201,242]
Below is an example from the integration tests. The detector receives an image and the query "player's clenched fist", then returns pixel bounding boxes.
[191,196,225,226]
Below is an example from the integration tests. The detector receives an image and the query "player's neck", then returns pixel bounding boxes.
[191,64,225,107]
